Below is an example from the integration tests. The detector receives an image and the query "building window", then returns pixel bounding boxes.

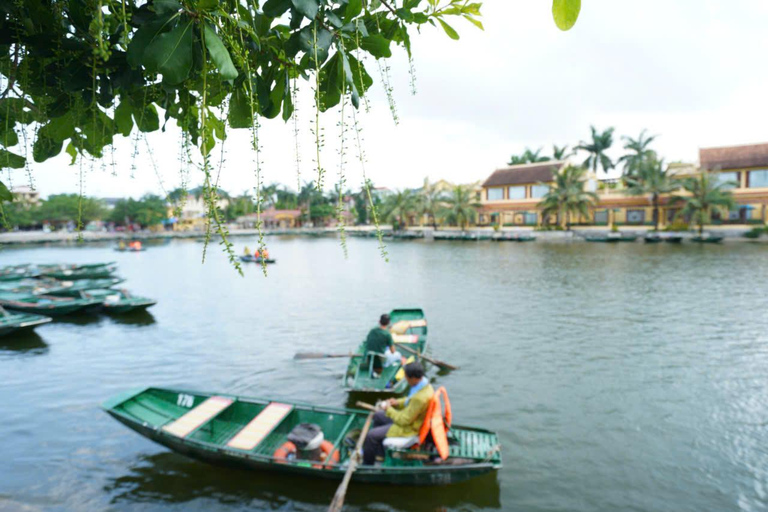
[487,187,504,200]
[715,171,740,189]
[626,210,645,224]
[508,186,526,200]
[530,184,549,198]
[748,170,768,188]
[594,210,608,225]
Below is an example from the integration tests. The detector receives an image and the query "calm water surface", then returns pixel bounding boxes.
[1,237,768,512]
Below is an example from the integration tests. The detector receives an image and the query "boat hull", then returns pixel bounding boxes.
[0,313,51,336]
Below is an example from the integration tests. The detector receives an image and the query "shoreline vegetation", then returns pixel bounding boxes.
[1,225,765,246]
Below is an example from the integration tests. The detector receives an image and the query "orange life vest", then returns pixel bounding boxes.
[418,386,452,460]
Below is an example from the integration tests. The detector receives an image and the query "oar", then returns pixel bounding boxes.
[397,344,459,371]
[294,352,362,360]
[327,408,375,512]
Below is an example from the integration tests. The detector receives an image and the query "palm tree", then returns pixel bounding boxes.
[417,179,445,230]
[382,189,418,230]
[576,126,615,177]
[624,158,679,231]
[617,130,657,176]
[508,147,550,165]
[552,144,574,161]
[671,172,737,236]
[538,165,598,230]
[440,185,480,230]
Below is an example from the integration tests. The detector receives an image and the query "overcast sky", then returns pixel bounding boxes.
[16,0,768,198]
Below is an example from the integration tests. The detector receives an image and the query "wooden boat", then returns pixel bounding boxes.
[101,386,501,486]
[239,255,276,264]
[0,292,103,316]
[345,309,428,394]
[39,263,118,280]
[0,278,71,295]
[691,235,724,244]
[80,288,156,313]
[585,234,637,243]
[44,278,126,296]
[665,236,683,244]
[0,307,51,336]
[114,247,147,252]
[644,234,662,243]
[0,265,39,281]
[515,235,536,242]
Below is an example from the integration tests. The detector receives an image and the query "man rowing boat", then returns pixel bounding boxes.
[364,314,397,374]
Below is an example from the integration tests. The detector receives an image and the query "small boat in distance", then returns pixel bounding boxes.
[240,255,276,264]
[691,235,724,244]
[102,386,501,486]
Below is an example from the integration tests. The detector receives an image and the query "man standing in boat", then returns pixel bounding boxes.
[365,314,396,375]
[362,362,434,465]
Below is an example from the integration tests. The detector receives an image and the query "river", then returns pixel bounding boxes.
[1,236,767,512]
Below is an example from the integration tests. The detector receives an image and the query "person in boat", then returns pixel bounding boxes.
[244,246,250,256]
[254,249,260,259]
[365,314,396,374]
[118,240,126,250]
[362,362,434,465]
[262,248,269,260]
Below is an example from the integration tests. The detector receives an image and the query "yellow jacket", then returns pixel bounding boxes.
[385,384,434,438]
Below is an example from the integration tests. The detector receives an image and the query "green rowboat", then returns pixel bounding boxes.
[80,288,156,313]
[101,386,501,486]
[691,235,724,244]
[43,278,126,297]
[345,309,428,394]
[0,292,103,316]
[585,234,638,243]
[0,307,51,336]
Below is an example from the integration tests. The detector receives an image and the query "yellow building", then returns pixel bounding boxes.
[478,143,768,228]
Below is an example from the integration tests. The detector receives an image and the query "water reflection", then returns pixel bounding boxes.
[105,452,500,511]
[53,313,105,326]
[108,311,157,326]
[0,330,49,356]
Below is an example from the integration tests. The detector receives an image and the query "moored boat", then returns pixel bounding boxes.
[585,234,637,243]
[345,309,428,394]
[240,255,276,264]
[0,307,51,336]
[101,386,501,486]
[39,263,118,280]
[691,235,724,244]
[80,288,156,313]
[44,278,126,297]
[0,292,103,316]
[644,234,662,243]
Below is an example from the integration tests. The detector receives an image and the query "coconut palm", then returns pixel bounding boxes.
[440,185,480,230]
[617,130,657,176]
[382,189,419,230]
[417,179,445,230]
[508,147,550,166]
[576,126,615,177]
[538,165,598,230]
[552,144,574,161]
[624,158,679,231]
[671,172,737,236]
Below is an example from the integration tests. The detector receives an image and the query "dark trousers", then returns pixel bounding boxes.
[363,411,393,465]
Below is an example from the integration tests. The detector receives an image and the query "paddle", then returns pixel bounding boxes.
[397,344,459,371]
[327,408,375,512]
[294,352,362,360]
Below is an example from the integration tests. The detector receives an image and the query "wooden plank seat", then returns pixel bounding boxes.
[392,334,419,344]
[390,318,427,334]
[226,402,293,451]
[162,396,233,438]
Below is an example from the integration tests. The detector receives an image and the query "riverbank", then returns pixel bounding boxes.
[0,224,765,245]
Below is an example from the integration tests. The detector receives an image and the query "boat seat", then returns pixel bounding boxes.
[383,436,419,449]
[226,402,293,451]
[392,334,419,344]
[390,319,427,334]
[162,396,233,438]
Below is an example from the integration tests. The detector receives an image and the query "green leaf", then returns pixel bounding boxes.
[338,45,360,108]
[464,15,483,30]
[0,149,25,169]
[291,0,318,20]
[552,0,580,31]
[32,133,63,162]
[228,85,253,128]
[360,34,391,58]
[65,142,78,165]
[347,53,373,95]
[344,0,362,22]
[132,103,160,132]
[153,0,182,15]
[318,53,342,112]
[197,0,218,11]
[262,0,292,17]
[143,19,194,84]
[0,123,18,147]
[282,77,294,122]
[437,18,459,40]
[43,112,76,143]
[127,14,177,68]
[203,24,238,81]
[265,71,287,119]
[0,180,12,202]
[114,100,134,136]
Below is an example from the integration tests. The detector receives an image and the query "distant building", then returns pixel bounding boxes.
[12,186,40,207]
[101,197,123,210]
[237,208,303,229]
[169,193,230,231]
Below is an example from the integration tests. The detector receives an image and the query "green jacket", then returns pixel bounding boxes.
[385,384,434,438]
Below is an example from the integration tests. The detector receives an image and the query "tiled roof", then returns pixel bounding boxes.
[482,161,565,187]
[700,143,768,170]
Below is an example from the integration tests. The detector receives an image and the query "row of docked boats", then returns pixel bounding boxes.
[102,308,502,488]
[585,233,725,243]
[0,262,156,337]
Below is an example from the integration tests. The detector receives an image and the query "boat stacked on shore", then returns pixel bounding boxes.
[0,262,156,336]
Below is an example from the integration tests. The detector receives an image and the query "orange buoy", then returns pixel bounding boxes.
[273,441,297,463]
